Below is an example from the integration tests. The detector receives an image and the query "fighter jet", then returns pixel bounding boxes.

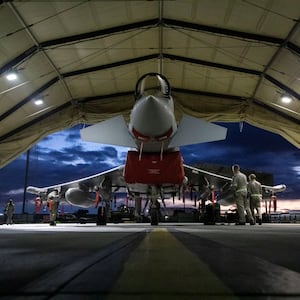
[26,73,286,225]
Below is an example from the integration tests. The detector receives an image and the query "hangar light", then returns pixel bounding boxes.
[34,99,44,105]
[281,96,292,104]
[6,72,18,81]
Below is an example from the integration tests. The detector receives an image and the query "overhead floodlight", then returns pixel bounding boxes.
[281,95,292,104]
[34,99,44,106]
[6,72,18,81]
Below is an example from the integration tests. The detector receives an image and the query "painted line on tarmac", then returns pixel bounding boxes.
[106,227,237,299]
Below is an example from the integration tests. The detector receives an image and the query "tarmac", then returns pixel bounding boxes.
[0,222,300,299]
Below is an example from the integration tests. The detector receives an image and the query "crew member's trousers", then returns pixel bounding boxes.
[236,192,254,223]
[250,196,262,222]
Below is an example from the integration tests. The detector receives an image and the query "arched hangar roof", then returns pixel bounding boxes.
[0,0,300,167]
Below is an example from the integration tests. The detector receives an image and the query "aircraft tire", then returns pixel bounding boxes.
[150,209,159,226]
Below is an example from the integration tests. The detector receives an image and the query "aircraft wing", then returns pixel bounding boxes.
[27,165,127,208]
[27,161,286,209]
[183,164,286,206]
[183,164,234,205]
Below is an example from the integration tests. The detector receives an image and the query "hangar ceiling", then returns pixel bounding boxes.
[0,0,300,167]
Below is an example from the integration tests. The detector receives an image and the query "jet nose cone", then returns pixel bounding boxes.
[130,95,175,137]
[142,95,165,112]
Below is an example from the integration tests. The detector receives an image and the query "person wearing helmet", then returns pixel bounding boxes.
[248,173,263,225]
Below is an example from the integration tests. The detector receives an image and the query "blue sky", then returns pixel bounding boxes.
[0,121,299,213]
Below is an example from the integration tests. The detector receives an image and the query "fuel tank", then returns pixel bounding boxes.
[65,188,95,208]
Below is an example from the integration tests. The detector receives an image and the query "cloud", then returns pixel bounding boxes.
[181,123,300,199]
[292,166,300,174]
[1,121,299,210]
[2,188,24,197]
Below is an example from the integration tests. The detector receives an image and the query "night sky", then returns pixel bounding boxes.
[0,121,299,213]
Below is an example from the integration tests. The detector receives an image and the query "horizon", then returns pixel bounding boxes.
[0,121,299,213]
[3,196,300,216]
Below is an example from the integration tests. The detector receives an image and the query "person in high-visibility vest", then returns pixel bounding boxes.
[248,174,263,225]
[47,190,59,226]
[34,196,41,214]
[34,196,42,223]
[231,164,254,225]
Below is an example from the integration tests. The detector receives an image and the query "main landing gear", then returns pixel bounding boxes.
[150,200,160,226]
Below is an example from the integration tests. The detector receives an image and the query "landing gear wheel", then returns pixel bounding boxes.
[97,206,107,226]
[150,208,159,226]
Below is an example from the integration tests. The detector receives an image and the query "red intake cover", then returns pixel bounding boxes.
[124,151,184,184]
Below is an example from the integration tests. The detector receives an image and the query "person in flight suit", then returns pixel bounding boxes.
[5,198,15,225]
[248,173,263,225]
[231,164,254,225]
[47,190,60,226]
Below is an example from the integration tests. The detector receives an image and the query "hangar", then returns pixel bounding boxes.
[0,0,300,169]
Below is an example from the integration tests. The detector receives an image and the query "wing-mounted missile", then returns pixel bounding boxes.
[262,184,286,198]
[64,188,95,208]
[27,186,48,195]
[263,184,286,193]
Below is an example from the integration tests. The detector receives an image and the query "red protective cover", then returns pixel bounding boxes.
[124,151,184,184]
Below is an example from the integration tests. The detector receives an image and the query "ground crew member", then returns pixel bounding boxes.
[34,196,42,214]
[34,196,42,223]
[5,198,15,225]
[248,174,263,225]
[231,164,254,225]
[47,190,59,226]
